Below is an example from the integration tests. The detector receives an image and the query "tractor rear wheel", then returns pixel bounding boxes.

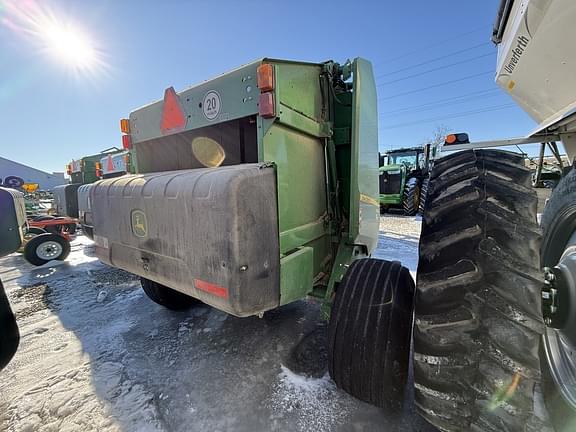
[328,258,415,410]
[539,168,576,431]
[414,150,550,431]
[141,278,200,310]
[403,177,420,216]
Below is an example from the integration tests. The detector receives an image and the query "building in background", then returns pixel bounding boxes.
[0,156,65,191]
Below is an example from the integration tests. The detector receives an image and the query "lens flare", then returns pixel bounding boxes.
[39,21,98,70]
[0,0,107,79]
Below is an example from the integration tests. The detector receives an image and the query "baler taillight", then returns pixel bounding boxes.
[123,154,131,173]
[95,162,103,178]
[257,63,275,92]
[122,134,132,150]
[120,118,132,149]
[120,118,130,134]
[259,92,276,118]
[257,63,276,119]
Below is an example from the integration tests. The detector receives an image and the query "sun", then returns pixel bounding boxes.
[1,0,107,77]
[39,21,98,71]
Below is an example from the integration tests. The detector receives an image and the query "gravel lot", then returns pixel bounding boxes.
[0,215,436,432]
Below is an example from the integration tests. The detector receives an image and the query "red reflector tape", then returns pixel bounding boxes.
[194,278,228,299]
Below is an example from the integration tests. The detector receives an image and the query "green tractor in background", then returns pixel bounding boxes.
[379,144,432,216]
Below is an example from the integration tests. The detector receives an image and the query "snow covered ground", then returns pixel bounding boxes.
[0,215,436,432]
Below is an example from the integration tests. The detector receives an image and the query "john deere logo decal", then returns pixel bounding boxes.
[131,210,148,238]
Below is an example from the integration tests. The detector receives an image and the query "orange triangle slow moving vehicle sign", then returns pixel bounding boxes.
[160,86,187,134]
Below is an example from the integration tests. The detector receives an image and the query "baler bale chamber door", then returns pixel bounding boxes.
[92,109,281,317]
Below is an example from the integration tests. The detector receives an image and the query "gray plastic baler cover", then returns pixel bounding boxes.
[0,187,26,257]
[91,163,280,317]
[77,183,93,227]
[52,183,81,218]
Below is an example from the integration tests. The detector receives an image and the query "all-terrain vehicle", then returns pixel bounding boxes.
[379,144,432,215]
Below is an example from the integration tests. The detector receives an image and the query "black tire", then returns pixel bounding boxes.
[414,150,549,431]
[418,177,429,215]
[403,177,420,216]
[141,278,199,311]
[540,167,576,431]
[32,215,54,222]
[23,233,71,266]
[64,223,77,235]
[82,225,94,240]
[328,258,415,410]
[542,180,559,189]
[26,227,46,236]
[0,278,19,371]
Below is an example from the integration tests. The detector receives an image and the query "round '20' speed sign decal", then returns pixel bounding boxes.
[202,91,221,120]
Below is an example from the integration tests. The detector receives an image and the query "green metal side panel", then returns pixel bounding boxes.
[349,58,379,253]
[279,247,313,305]
[275,62,324,124]
[262,123,328,253]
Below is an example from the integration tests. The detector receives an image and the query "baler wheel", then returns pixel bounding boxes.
[414,149,550,431]
[328,258,415,410]
[141,278,200,311]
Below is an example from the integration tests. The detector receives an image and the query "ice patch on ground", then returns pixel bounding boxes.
[268,365,352,432]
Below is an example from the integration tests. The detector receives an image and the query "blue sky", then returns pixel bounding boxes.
[0,0,540,173]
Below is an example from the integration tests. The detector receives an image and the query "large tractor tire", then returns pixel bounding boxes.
[328,259,415,410]
[403,177,420,216]
[418,177,429,215]
[540,168,576,431]
[141,278,200,311]
[414,150,550,431]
